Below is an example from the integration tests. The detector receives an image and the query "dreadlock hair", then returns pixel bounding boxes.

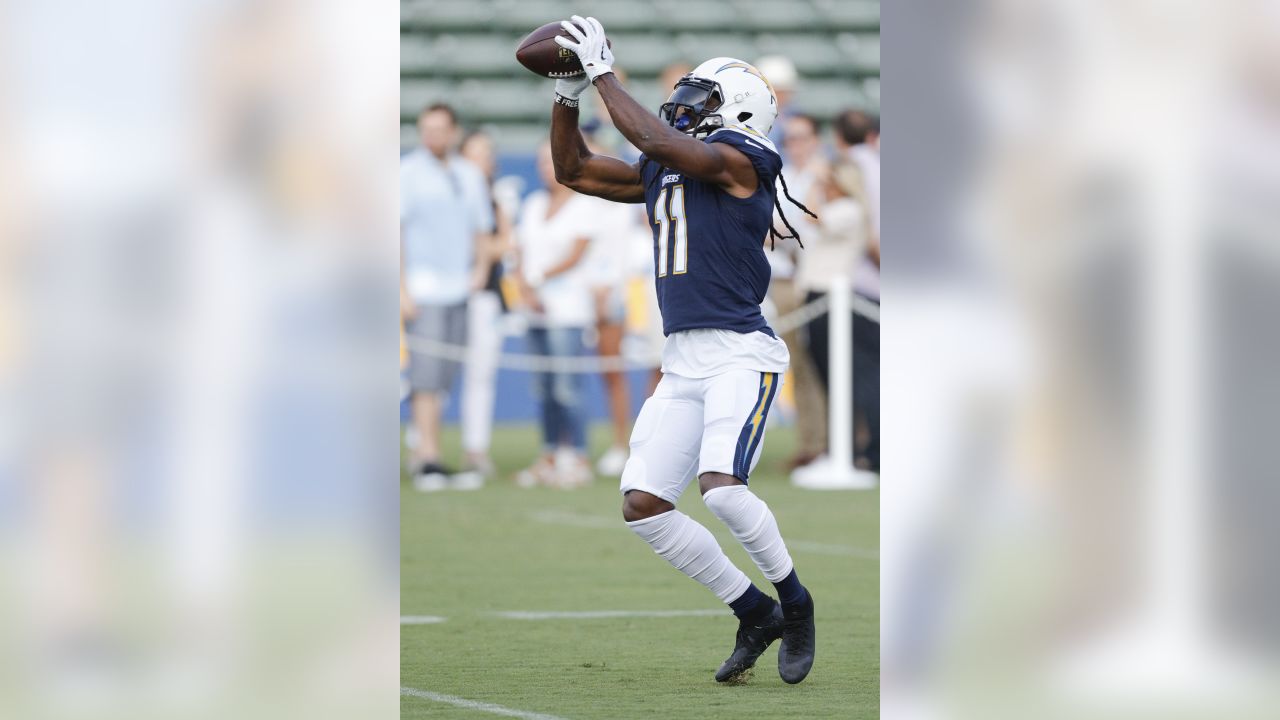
[769,171,818,250]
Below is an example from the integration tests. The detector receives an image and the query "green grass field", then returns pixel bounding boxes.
[401,422,879,719]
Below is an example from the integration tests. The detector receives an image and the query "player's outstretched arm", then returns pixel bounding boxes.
[549,96,645,203]
[554,16,757,197]
[592,74,756,197]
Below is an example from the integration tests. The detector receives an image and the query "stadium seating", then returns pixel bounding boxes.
[401,0,880,151]
[610,34,686,75]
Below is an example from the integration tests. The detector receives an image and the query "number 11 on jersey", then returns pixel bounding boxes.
[654,185,687,277]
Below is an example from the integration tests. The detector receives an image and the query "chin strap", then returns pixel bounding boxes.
[692,116,725,139]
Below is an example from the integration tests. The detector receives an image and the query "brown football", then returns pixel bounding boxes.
[515,21,612,79]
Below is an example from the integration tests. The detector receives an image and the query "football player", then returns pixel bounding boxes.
[549,16,817,684]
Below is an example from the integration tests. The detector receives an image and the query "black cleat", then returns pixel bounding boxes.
[715,603,785,683]
[778,591,816,684]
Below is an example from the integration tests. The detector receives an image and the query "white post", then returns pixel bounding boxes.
[828,273,855,471]
[791,274,877,490]
[1051,119,1241,698]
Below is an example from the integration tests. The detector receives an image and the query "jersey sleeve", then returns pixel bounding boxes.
[636,153,660,190]
[707,130,783,192]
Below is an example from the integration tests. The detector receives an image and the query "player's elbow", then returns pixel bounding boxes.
[552,164,585,191]
[555,172,588,194]
[552,165,576,185]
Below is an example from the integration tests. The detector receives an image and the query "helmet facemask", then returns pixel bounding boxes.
[659,76,725,139]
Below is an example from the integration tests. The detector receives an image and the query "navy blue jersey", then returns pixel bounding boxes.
[639,128,783,336]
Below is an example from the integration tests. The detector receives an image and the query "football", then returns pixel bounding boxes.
[515,21,612,79]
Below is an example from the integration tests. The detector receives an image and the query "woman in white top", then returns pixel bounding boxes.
[796,159,878,470]
[458,130,512,481]
[581,198,648,477]
[513,144,603,487]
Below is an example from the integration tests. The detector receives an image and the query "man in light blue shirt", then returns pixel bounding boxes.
[401,103,493,489]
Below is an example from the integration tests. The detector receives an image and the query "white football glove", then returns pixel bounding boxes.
[555,75,590,103]
[555,15,614,83]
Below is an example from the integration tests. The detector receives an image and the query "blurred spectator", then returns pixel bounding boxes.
[835,109,881,243]
[756,55,800,151]
[796,158,876,470]
[580,140,643,477]
[401,103,493,491]
[834,110,881,470]
[512,145,601,488]
[774,114,830,468]
[458,130,511,479]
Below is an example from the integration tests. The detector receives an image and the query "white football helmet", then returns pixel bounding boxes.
[659,57,779,139]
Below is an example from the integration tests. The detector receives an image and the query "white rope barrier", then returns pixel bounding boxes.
[403,292,879,374]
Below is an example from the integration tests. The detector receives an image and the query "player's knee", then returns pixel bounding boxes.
[698,471,744,497]
[622,491,672,523]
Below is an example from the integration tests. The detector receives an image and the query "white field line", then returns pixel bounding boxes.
[494,609,725,620]
[401,687,568,720]
[400,615,447,624]
[529,510,879,560]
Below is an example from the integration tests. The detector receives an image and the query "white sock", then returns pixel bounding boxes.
[626,510,752,604]
[703,485,795,583]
